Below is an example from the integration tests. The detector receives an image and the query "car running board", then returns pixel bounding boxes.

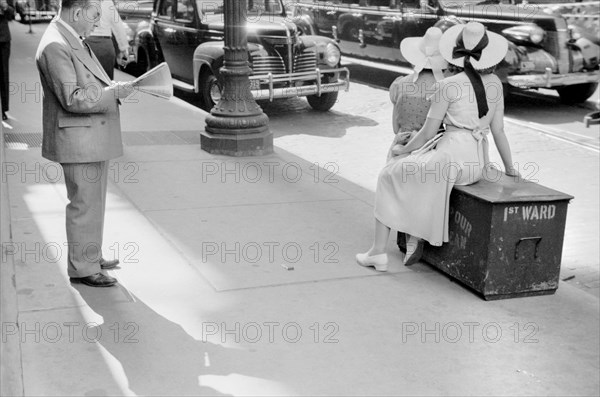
[172,79,195,93]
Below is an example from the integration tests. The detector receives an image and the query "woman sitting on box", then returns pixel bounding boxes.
[357,22,520,271]
[387,27,448,160]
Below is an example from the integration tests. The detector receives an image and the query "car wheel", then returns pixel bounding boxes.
[342,24,360,41]
[557,83,598,105]
[307,76,339,111]
[199,71,222,112]
[307,91,338,111]
[502,83,511,101]
[125,48,149,77]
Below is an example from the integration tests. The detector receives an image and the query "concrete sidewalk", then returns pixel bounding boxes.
[2,22,599,396]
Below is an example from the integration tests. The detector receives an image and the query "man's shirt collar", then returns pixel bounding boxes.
[56,18,84,46]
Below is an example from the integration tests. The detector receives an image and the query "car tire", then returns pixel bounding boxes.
[125,48,150,77]
[307,76,339,112]
[18,10,27,23]
[502,83,511,101]
[557,83,598,105]
[199,71,222,112]
[342,23,360,41]
[307,91,338,111]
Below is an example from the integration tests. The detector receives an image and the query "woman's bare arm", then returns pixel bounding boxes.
[489,103,519,176]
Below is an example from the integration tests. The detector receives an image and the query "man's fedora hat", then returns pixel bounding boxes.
[401,27,448,81]
[439,22,508,70]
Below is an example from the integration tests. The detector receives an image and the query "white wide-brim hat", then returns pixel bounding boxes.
[439,22,508,70]
[400,27,448,70]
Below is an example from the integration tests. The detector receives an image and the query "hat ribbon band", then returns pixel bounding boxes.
[452,30,490,119]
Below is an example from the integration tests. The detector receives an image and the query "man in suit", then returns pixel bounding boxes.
[36,0,133,287]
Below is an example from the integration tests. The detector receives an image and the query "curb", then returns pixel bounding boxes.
[0,120,25,397]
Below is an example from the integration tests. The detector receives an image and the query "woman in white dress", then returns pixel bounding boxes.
[357,22,520,271]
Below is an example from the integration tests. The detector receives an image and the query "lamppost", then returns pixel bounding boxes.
[201,0,273,156]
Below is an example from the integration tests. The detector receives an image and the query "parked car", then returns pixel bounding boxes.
[115,0,154,75]
[15,0,57,22]
[291,0,600,104]
[133,0,350,111]
[540,1,600,46]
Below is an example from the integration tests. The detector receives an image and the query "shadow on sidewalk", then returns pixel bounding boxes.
[174,90,379,139]
[73,285,235,396]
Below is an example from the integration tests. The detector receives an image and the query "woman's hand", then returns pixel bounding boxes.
[393,131,412,146]
[390,144,406,158]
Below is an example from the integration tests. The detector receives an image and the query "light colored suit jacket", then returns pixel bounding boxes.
[36,20,123,163]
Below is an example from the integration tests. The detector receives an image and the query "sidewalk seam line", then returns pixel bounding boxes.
[138,198,361,213]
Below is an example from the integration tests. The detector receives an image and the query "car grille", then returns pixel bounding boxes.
[251,48,317,75]
[252,55,286,75]
[294,50,318,73]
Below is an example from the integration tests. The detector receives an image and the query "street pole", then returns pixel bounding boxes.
[201,0,272,156]
[27,3,33,34]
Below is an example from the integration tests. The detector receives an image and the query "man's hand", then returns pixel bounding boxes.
[111,81,135,99]
[118,49,129,67]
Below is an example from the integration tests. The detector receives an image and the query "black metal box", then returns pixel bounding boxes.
[397,173,574,300]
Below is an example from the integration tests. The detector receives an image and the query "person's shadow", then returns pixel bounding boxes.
[74,284,238,396]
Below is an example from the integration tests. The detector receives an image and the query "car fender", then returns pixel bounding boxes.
[338,13,363,34]
[291,14,317,36]
[300,35,342,69]
[433,15,463,32]
[193,42,225,92]
[192,42,264,92]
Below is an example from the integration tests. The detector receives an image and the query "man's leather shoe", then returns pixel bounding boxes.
[100,258,120,270]
[72,273,117,287]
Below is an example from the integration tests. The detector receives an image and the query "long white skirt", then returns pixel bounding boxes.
[374,130,485,246]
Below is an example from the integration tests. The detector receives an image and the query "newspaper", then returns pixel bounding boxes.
[131,62,173,100]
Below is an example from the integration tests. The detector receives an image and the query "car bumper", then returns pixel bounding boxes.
[507,69,600,89]
[249,67,350,101]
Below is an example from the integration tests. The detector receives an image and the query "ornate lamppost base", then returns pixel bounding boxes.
[200,128,273,157]
[202,110,273,156]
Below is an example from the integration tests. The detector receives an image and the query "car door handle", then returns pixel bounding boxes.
[165,27,176,33]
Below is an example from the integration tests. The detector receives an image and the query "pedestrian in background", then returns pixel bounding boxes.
[84,0,128,79]
[357,22,520,271]
[0,0,15,121]
[36,0,134,287]
[387,27,447,160]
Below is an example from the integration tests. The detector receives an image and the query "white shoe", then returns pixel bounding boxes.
[356,252,389,272]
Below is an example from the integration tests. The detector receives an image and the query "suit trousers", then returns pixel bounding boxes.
[0,41,10,113]
[84,36,115,80]
[61,161,109,278]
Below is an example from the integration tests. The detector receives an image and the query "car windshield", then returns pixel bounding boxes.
[195,0,284,16]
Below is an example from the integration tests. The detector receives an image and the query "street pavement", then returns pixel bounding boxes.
[1,21,599,396]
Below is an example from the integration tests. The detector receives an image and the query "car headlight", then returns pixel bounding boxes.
[529,26,545,44]
[324,42,340,67]
[502,24,546,45]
